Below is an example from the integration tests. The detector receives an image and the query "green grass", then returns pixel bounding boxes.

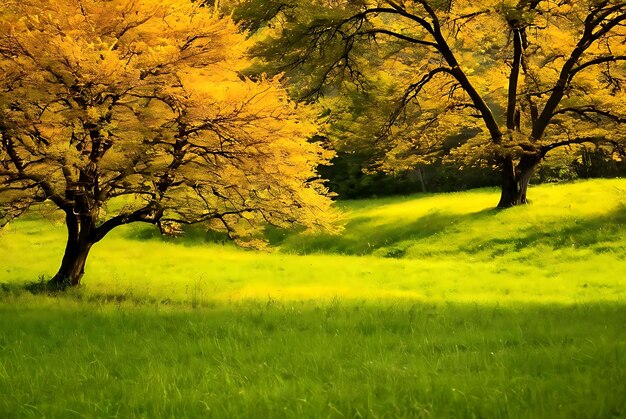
[1,301,624,418]
[1,179,625,417]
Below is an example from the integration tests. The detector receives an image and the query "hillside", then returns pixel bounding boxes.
[1,179,625,304]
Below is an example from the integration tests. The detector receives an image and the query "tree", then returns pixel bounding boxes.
[235,0,626,207]
[0,0,338,287]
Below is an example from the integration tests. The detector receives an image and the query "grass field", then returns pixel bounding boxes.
[1,179,625,417]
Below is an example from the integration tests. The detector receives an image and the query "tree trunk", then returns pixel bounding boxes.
[416,166,427,193]
[497,157,519,208]
[49,212,94,288]
[517,166,533,205]
[497,155,540,208]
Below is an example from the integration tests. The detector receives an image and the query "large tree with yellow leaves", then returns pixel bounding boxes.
[237,0,626,207]
[0,0,337,287]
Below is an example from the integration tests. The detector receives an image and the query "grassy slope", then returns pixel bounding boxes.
[2,179,625,304]
[1,179,625,417]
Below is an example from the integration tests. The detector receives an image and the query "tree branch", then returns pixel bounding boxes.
[507,28,523,131]
[90,206,164,243]
[384,66,454,134]
[533,3,626,139]
[359,29,439,48]
[540,136,605,155]
[552,106,626,124]
[570,55,626,80]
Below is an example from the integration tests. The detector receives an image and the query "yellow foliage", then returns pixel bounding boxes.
[0,0,339,240]
[293,0,626,174]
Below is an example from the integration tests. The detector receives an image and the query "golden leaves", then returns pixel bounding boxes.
[0,0,339,242]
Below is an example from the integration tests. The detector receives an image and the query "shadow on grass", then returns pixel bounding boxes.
[460,205,626,257]
[0,276,75,297]
[1,278,222,310]
[114,200,626,259]
[113,191,499,252]
[117,223,233,246]
[0,280,187,307]
[271,205,626,258]
[269,207,499,256]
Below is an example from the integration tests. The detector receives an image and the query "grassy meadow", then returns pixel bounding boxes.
[1,179,625,417]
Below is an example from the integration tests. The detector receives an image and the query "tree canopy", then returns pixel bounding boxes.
[236,0,626,207]
[0,0,338,286]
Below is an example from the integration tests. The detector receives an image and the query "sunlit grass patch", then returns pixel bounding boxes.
[1,179,626,305]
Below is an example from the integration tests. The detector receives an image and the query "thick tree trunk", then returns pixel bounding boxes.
[497,157,519,208]
[497,156,540,208]
[50,242,92,287]
[49,213,94,288]
[46,202,162,288]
